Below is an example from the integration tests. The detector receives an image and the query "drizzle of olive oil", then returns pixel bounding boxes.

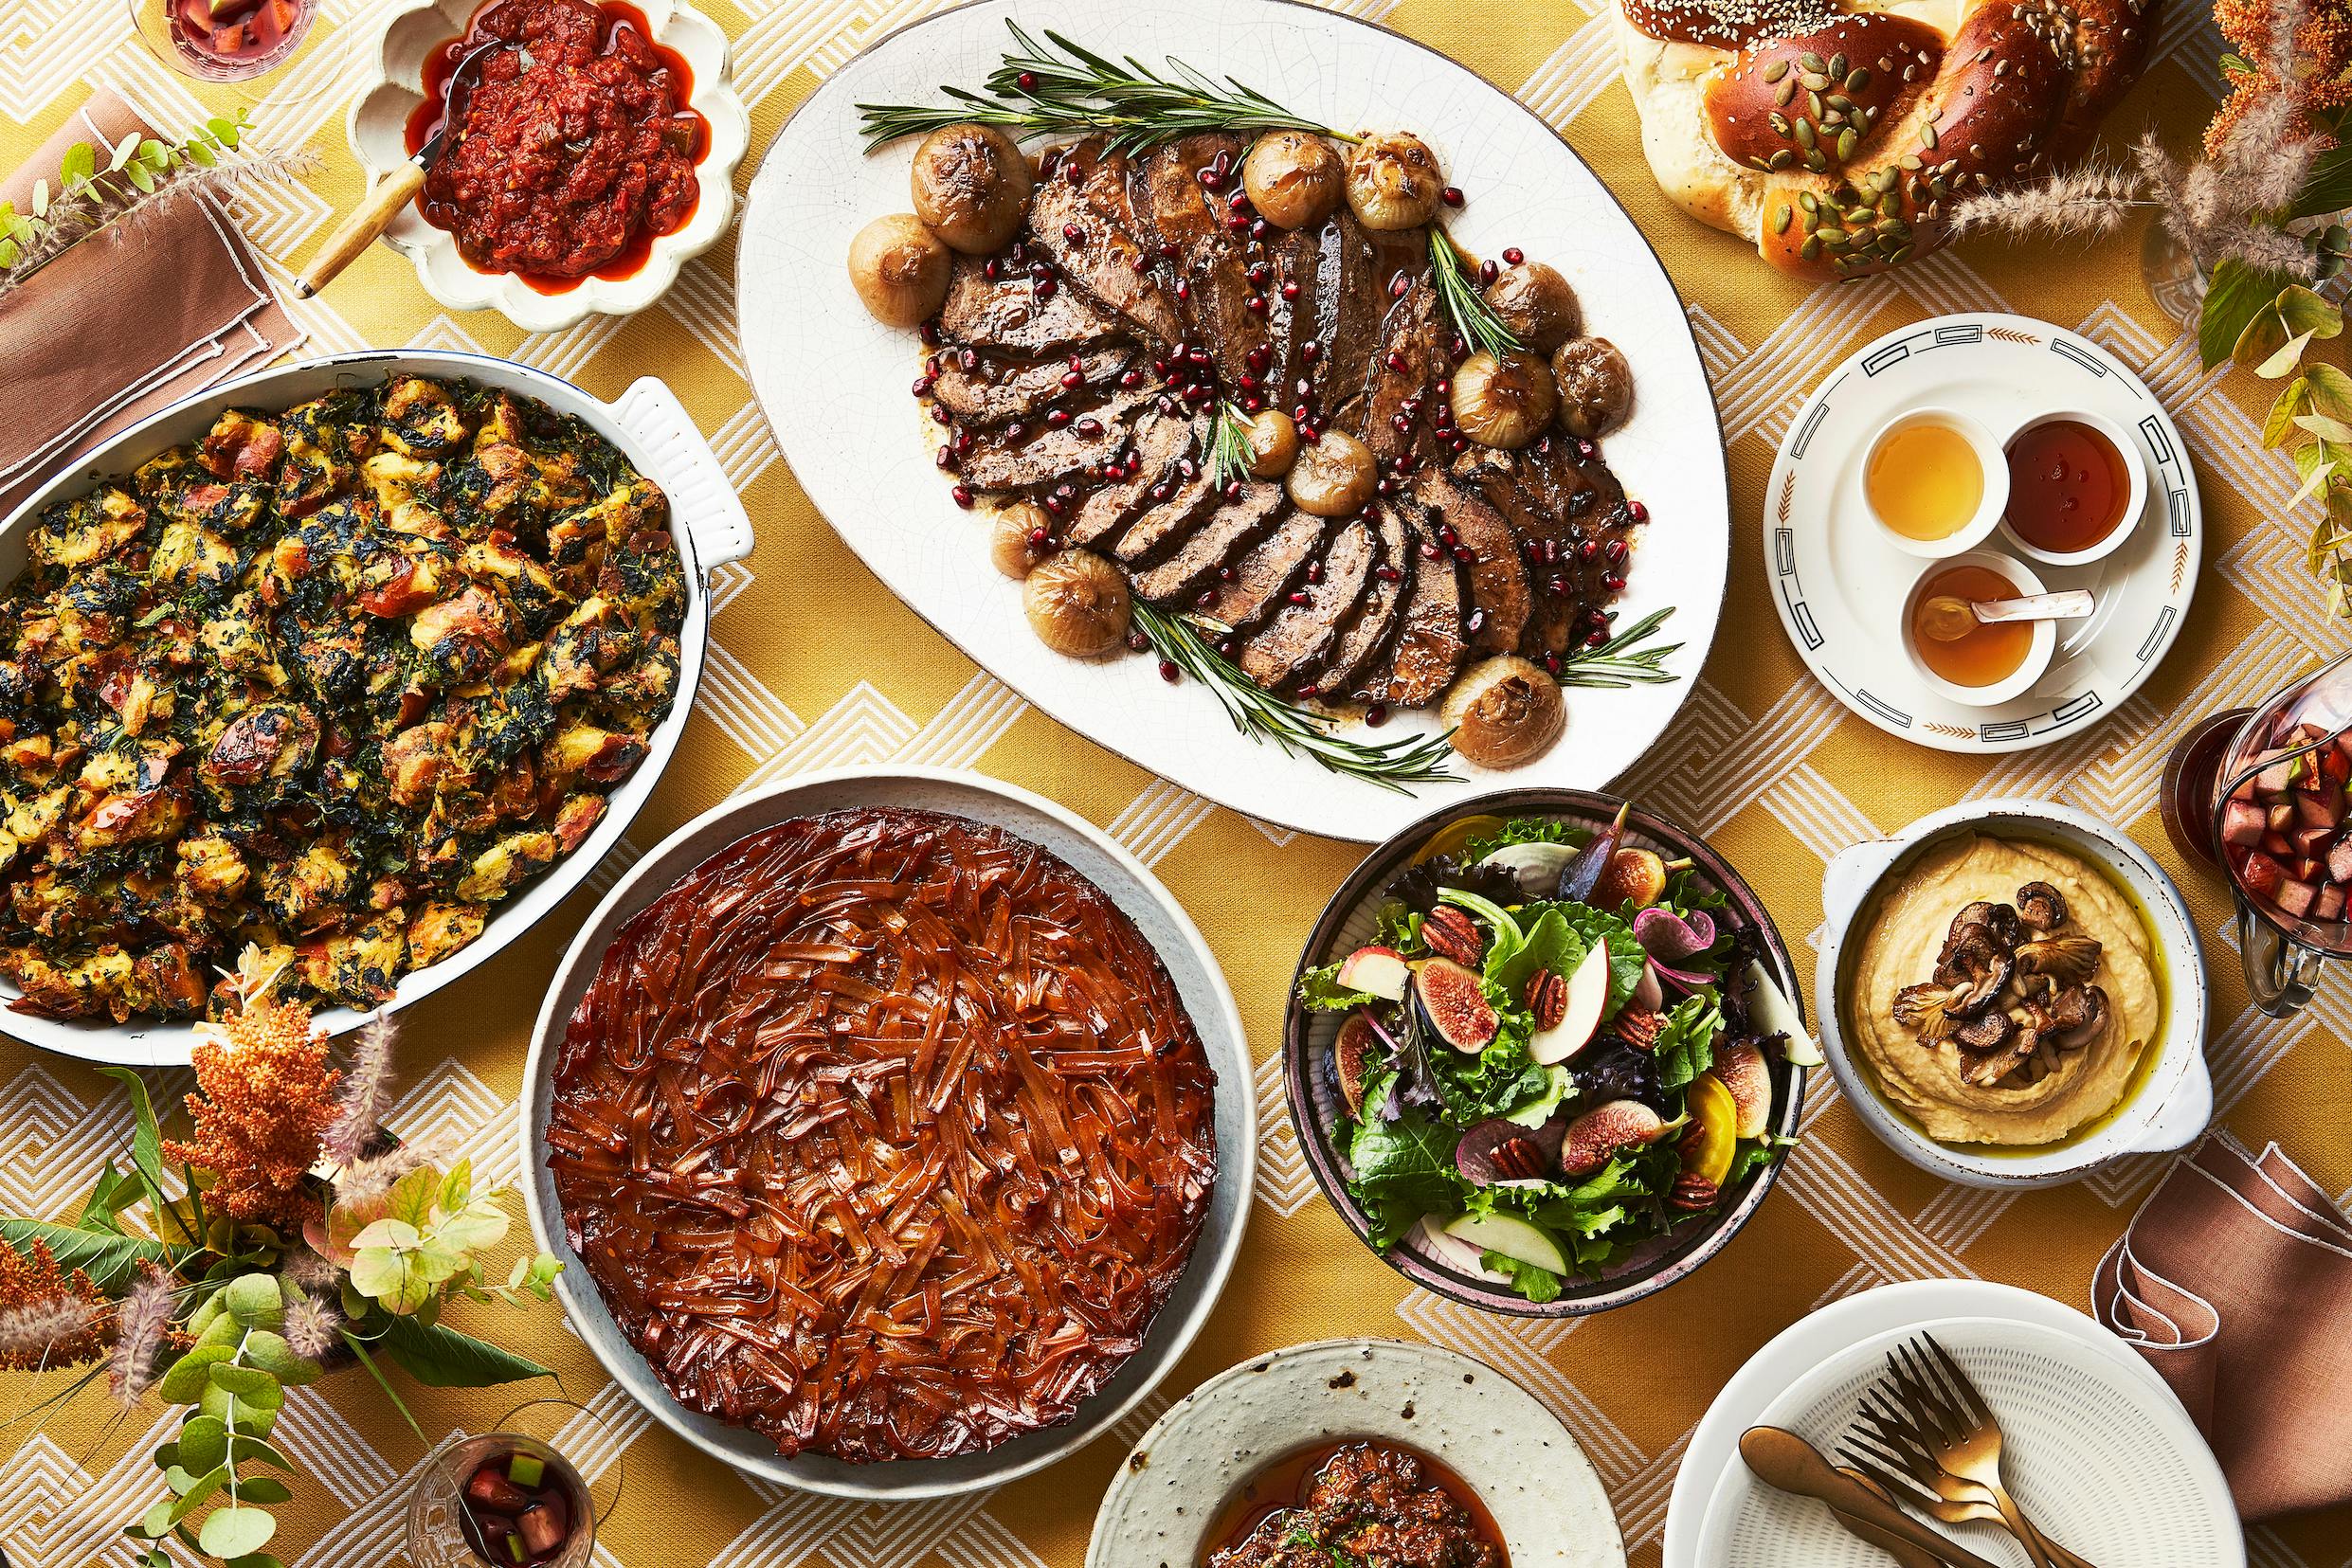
[1836,828,2171,1158]
[1867,422,1984,542]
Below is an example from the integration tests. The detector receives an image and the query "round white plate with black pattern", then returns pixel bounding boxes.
[1764,312,2199,752]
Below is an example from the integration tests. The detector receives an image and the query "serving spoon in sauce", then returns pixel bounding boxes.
[294,37,507,299]
[1918,589,2094,643]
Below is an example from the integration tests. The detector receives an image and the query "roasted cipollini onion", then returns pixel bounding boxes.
[1442,655,1565,767]
[1023,548,1131,656]
[1344,131,1444,230]
[1242,130,1348,230]
[1244,409,1301,478]
[1553,336,1634,439]
[909,123,1035,254]
[988,500,1055,578]
[545,808,1218,1464]
[847,213,952,327]
[1451,351,1559,449]
[1287,429,1377,515]
[1482,262,1582,353]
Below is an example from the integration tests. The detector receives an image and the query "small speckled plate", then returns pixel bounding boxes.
[1088,1338,1624,1568]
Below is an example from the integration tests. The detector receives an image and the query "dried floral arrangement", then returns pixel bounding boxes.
[1945,0,2352,609]
[0,112,317,299]
[0,950,561,1567]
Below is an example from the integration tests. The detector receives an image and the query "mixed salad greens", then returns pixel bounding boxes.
[1297,808,1819,1304]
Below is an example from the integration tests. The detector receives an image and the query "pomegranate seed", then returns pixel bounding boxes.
[1076,418,1103,437]
[912,374,935,395]
[1441,186,1465,207]
[1434,378,1451,398]
[1544,539,1562,563]
[1131,254,1151,272]
[984,260,999,281]
[1245,295,1268,315]
[1063,162,1083,185]
[1174,279,1191,299]
[1119,370,1140,387]
[1521,539,1542,562]
[1199,167,1224,190]
[1042,496,1065,516]
[1160,242,1180,259]
[1580,540,1601,561]
[1028,527,1052,547]
[919,321,941,347]
[1251,218,1269,239]
[1293,404,1311,421]
[1604,573,1627,591]
[1218,639,1238,658]
[1366,703,1390,726]
[1019,69,1038,88]
[1545,652,1564,674]
[1420,540,1442,560]
[1374,478,1394,496]
[1605,539,1629,566]
[1386,351,1406,373]
[1629,499,1650,523]
[1437,527,1459,548]
[1389,272,1411,298]
[1037,278,1058,298]
[1126,628,1149,652]
[1227,213,1250,231]
[1196,589,1217,608]
[1150,485,1170,501]
[1302,341,1320,364]
[1225,480,1244,500]
[1248,264,1269,285]
[1045,409,1071,428]
[1479,259,1498,286]
[1178,458,1198,478]
[1159,658,1181,682]
[1281,280,1300,300]
[1242,395,1263,413]
[1306,562,1325,585]
[1297,684,1321,698]
[950,485,974,508]
[1375,566,1402,583]
[1547,573,1568,595]
[1453,546,1474,564]
[1061,370,1085,389]
[1004,422,1027,441]
[936,445,955,469]
[1586,629,1608,648]
[1300,425,1321,444]
[1464,608,1487,634]
[954,431,975,453]
[1287,590,1311,605]
[1576,438,1598,459]
[1502,246,1525,264]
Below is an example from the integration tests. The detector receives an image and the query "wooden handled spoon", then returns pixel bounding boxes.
[294,39,501,299]
[1918,589,2094,643]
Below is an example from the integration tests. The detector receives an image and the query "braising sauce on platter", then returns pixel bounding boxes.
[407,0,708,291]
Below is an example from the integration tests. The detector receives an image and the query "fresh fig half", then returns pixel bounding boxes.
[1414,956,1499,1054]
[1332,1011,1384,1119]
[1559,1098,1668,1177]
[1712,1038,1773,1138]
[1456,1114,1567,1185]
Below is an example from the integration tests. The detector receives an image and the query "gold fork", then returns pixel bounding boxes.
[1862,1332,2070,1568]
[1839,1432,2097,1568]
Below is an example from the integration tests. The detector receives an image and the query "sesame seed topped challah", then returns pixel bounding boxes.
[1612,0,2162,278]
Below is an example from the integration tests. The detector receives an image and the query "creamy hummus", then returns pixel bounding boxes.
[1849,833,2162,1146]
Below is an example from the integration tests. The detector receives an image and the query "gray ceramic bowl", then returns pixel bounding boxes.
[1282,788,1807,1319]
[519,765,1255,1499]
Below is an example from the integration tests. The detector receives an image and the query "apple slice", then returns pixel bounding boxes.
[1334,944,1410,1001]
[1442,1212,1569,1276]
[1413,1215,1512,1282]
[1528,941,1611,1065]
[1741,958,1825,1066]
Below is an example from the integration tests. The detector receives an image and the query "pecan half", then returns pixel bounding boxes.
[1670,1172,1721,1212]
[1420,905,1485,966]
[1524,967,1566,1030]
[1491,1137,1549,1181]
[1614,1008,1665,1051]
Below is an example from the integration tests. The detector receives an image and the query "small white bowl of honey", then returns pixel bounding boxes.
[1900,550,2055,708]
[1998,407,2148,568]
[1861,406,2011,559]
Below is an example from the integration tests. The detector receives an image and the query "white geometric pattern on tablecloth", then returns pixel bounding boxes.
[0,1415,182,1568]
[1517,9,1620,133]
[1252,1050,1315,1216]
[1106,780,1215,867]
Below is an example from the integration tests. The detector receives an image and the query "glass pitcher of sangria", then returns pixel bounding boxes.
[2163,648,2352,1016]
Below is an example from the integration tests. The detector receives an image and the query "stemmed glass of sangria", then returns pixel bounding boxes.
[406,1398,623,1568]
[2162,649,2352,1017]
[128,0,322,85]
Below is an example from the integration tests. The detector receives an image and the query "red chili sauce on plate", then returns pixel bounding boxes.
[406,0,708,292]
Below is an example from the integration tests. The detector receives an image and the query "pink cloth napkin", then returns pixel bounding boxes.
[0,87,304,517]
[2091,1130,2352,1522]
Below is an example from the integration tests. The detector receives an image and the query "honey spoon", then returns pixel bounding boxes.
[1919,589,2094,643]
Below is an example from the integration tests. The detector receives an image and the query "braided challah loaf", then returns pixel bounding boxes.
[1613,0,2161,277]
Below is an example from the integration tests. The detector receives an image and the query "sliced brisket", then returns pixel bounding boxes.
[937,254,1126,356]
[1415,468,1528,655]
[1133,135,1271,388]
[1201,512,1326,633]
[1313,501,1412,697]
[931,347,1132,424]
[1030,141,1185,347]
[954,383,1159,492]
[1361,498,1469,707]
[1131,486,1289,607]
[1063,406,1203,551]
[1238,516,1378,692]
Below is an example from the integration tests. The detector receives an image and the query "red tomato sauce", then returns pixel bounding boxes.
[406,0,708,291]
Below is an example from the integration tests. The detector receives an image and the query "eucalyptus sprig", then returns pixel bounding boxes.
[1133,603,1460,790]
[2206,267,2352,614]
[0,113,253,276]
[1206,400,1257,491]
[1429,229,1523,360]
[1553,605,1682,688]
[858,22,1354,156]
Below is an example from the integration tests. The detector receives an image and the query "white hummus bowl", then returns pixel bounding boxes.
[0,350,751,1065]
[349,0,751,333]
[1090,1338,1623,1568]
[1816,800,2212,1188]
[519,765,1255,1500]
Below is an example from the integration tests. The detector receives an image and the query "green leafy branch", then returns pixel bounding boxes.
[0,113,259,280]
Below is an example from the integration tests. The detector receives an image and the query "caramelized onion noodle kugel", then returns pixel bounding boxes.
[546,807,1218,1463]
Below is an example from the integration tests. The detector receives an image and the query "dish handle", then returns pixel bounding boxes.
[1821,836,1908,929]
[2129,1043,2214,1155]
[609,376,755,569]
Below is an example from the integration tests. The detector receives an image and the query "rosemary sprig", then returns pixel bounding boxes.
[858,22,1355,156]
[1206,400,1257,491]
[1429,229,1524,359]
[1554,605,1681,688]
[1133,603,1461,790]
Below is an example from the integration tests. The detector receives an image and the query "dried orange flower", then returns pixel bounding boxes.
[0,1239,107,1370]
[163,958,340,1228]
[2212,0,2351,156]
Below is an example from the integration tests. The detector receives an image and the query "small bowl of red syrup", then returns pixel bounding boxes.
[406,1399,621,1568]
[1997,406,2149,568]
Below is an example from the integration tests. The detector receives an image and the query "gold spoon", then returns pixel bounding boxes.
[1919,589,2094,643]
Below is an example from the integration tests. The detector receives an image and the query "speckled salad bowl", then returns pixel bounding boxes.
[1283,788,1808,1317]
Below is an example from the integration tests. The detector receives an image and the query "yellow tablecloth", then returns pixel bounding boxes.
[3,2,2347,1564]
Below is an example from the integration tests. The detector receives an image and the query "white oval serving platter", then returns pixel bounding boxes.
[1090,1338,1624,1568]
[519,764,1255,1500]
[1695,1315,2241,1568]
[735,0,1728,842]
[1764,311,2201,752]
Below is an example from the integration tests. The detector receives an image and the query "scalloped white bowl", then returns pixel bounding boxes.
[349,0,751,333]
